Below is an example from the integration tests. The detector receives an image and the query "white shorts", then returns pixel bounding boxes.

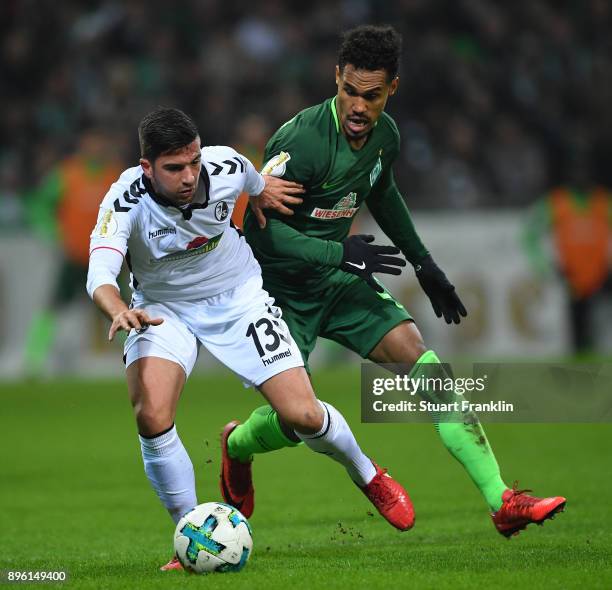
[124,275,304,387]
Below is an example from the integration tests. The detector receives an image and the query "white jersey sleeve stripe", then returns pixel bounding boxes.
[90,245,125,258]
[86,246,124,299]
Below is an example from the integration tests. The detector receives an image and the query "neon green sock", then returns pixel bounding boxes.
[227,406,301,463]
[413,350,508,511]
[24,310,56,375]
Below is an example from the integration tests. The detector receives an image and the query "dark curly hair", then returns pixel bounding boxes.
[138,107,199,162]
[338,25,402,82]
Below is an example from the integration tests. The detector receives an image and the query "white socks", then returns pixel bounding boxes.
[138,406,375,523]
[139,425,197,523]
[296,401,376,486]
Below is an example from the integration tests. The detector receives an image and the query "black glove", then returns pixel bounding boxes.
[414,254,467,324]
[340,234,406,292]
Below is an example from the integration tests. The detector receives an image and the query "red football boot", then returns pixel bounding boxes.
[360,462,415,531]
[492,482,566,538]
[160,556,183,571]
[219,421,255,518]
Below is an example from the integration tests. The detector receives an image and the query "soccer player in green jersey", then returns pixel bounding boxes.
[221,25,566,537]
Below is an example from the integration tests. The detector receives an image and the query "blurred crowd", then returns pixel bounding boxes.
[2,0,612,227]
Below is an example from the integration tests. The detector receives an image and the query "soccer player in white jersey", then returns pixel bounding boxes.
[87,108,414,571]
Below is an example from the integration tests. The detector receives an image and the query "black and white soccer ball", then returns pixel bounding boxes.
[174,502,253,574]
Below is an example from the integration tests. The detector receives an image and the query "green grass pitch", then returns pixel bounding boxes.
[2,368,611,589]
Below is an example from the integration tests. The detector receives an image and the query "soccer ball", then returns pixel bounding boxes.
[173,502,253,574]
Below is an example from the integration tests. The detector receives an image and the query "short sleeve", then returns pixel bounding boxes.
[242,155,265,196]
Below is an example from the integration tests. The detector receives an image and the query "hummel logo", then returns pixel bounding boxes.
[148,227,176,239]
[346,261,366,270]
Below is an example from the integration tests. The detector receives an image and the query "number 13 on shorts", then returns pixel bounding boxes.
[246,307,294,363]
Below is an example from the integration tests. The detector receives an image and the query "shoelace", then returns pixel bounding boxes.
[506,481,538,515]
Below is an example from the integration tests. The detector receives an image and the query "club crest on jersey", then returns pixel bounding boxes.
[261,151,291,177]
[93,208,118,237]
[370,157,382,186]
[311,192,359,220]
[215,201,229,221]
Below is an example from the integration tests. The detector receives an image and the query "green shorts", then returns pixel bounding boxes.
[265,270,412,371]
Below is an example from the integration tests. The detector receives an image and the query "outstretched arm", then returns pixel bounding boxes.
[87,196,162,341]
[366,167,428,264]
[246,220,406,291]
[93,283,163,342]
[87,248,163,341]
[248,175,305,229]
[246,216,344,266]
[367,168,467,324]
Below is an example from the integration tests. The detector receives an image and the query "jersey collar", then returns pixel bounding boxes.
[142,167,211,221]
[330,97,340,134]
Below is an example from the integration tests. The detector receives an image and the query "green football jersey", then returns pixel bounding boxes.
[244,97,427,292]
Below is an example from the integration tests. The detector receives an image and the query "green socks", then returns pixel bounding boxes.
[227,406,301,463]
[413,350,507,511]
[24,310,56,375]
[227,351,507,511]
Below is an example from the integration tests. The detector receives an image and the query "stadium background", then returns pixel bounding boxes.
[2,0,612,376]
[1,2,611,589]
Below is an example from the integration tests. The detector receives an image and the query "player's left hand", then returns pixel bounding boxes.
[250,176,305,228]
[414,254,467,324]
[340,234,406,292]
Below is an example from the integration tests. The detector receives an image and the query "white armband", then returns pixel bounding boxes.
[86,246,124,299]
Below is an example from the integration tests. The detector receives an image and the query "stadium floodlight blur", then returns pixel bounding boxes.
[1,1,611,376]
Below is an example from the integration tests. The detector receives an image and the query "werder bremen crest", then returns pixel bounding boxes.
[334,192,357,210]
[311,192,359,219]
[370,156,382,186]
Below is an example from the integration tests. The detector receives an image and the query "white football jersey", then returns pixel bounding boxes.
[89,145,265,301]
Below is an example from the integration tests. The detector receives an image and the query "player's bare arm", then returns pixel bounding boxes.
[249,175,305,229]
[92,284,163,341]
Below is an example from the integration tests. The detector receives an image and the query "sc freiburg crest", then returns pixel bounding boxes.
[215,201,229,221]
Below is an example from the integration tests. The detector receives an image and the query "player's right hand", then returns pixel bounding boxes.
[340,234,406,293]
[108,309,164,341]
[250,175,305,229]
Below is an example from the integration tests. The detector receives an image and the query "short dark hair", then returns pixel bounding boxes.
[138,107,199,161]
[338,25,402,82]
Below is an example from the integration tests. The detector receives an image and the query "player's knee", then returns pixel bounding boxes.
[134,401,174,437]
[409,339,428,365]
[281,402,324,435]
